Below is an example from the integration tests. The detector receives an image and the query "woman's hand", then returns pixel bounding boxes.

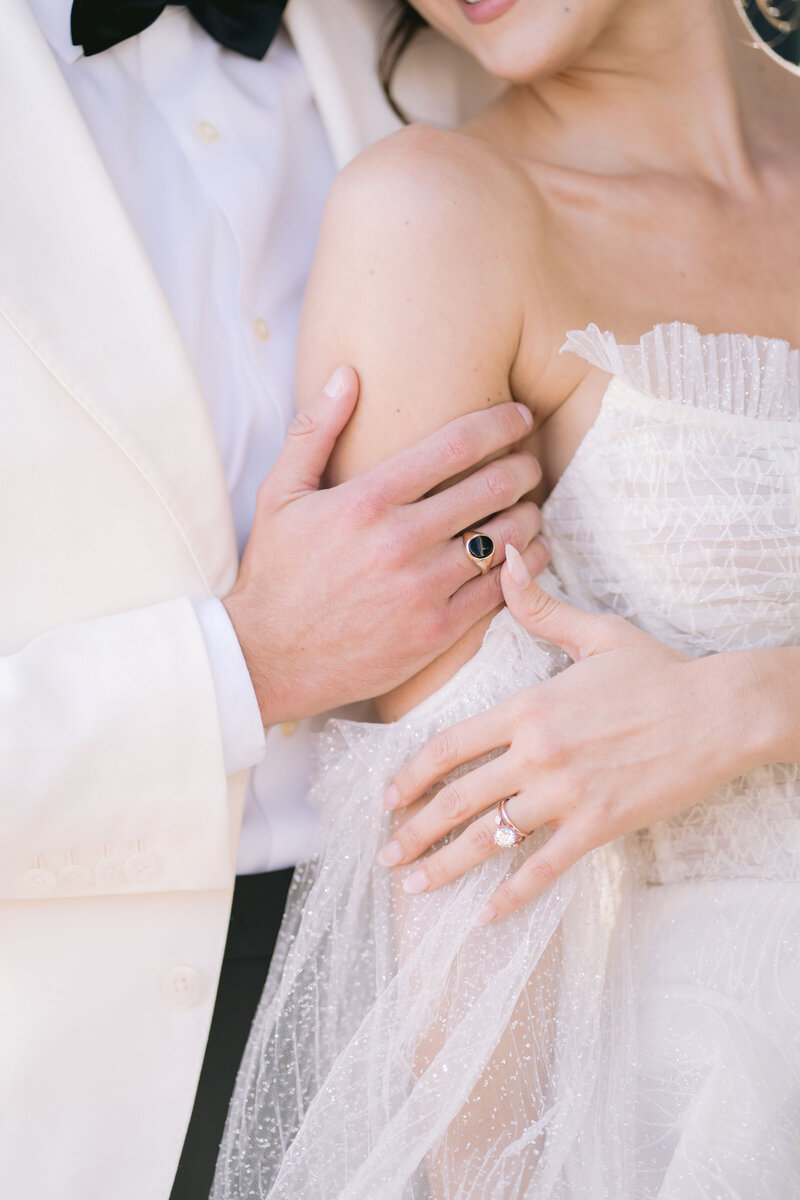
[378,545,772,924]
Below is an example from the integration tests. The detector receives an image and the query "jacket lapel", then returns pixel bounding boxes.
[285,0,400,168]
[4,0,497,603]
[2,0,237,596]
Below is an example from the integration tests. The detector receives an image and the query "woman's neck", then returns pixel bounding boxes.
[486,0,794,191]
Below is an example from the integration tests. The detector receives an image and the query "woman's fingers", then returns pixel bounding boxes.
[384,699,517,812]
[398,795,548,896]
[378,757,514,867]
[474,822,594,925]
[502,549,627,661]
[448,539,550,637]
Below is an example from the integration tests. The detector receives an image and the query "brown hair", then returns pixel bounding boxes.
[378,3,429,122]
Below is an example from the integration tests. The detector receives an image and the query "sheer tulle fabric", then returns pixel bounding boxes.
[212,326,800,1199]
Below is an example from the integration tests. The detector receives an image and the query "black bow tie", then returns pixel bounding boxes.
[71,0,290,60]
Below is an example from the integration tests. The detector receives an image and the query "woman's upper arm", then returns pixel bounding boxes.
[294,128,528,487]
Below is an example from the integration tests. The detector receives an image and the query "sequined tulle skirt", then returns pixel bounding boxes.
[211,608,800,1199]
[636,879,800,1199]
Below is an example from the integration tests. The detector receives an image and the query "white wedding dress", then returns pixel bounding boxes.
[212,324,800,1200]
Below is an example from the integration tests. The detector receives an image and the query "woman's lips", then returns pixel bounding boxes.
[456,0,519,24]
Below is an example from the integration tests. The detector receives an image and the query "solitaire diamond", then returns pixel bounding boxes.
[494,825,518,849]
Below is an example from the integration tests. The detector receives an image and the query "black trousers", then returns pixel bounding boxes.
[169,867,294,1200]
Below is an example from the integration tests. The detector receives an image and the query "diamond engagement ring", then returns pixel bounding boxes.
[493,798,528,848]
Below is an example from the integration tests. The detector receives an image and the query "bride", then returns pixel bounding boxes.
[213,1,800,1196]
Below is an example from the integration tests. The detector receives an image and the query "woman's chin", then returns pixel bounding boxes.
[422,0,595,86]
[454,31,576,86]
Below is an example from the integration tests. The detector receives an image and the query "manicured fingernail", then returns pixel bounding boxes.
[384,784,401,810]
[377,840,404,867]
[514,402,534,429]
[403,869,431,895]
[536,534,551,555]
[474,903,498,927]
[505,544,531,588]
[322,367,346,399]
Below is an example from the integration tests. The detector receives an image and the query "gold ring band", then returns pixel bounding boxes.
[462,530,496,574]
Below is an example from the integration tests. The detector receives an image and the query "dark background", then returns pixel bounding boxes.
[745,0,800,64]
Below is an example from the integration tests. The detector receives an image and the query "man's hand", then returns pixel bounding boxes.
[223,368,548,725]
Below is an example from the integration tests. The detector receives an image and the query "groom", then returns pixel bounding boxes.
[2,2,548,1197]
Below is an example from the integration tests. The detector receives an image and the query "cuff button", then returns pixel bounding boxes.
[58,865,92,890]
[93,859,125,888]
[124,852,159,883]
[22,868,57,895]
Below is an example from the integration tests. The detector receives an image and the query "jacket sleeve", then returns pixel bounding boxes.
[0,596,251,899]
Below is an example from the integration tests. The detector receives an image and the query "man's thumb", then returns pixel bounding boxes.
[502,544,602,661]
[277,366,360,495]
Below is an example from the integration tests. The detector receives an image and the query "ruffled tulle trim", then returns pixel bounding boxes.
[561,322,800,422]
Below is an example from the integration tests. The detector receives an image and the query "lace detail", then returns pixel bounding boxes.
[542,334,800,890]
[637,763,800,885]
[561,322,800,422]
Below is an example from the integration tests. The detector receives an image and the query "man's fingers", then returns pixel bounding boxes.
[268,366,360,498]
[385,701,514,812]
[421,450,542,542]
[369,402,534,506]
[475,824,589,924]
[378,757,513,867]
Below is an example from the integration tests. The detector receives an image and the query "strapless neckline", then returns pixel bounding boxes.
[561,321,800,423]
[545,321,800,521]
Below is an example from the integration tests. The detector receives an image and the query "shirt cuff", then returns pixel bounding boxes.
[194,597,267,777]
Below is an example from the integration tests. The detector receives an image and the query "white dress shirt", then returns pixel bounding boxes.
[30,0,337,872]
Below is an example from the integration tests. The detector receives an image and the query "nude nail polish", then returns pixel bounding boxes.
[377,840,403,867]
[474,903,498,927]
[505,544,532,588]
[403,869,431,895]
[384,784,401,810]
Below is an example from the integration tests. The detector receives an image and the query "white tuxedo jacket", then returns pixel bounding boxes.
[0,2,496,1197]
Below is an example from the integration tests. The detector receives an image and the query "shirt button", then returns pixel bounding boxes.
[195,120,220,145]
[93,859,125,888]
[161,965,203,1010]
[22,867,57,895]
[281,721,299,738]
[252,318,271,343]
[58,865,92,890]
[124,851,159,883]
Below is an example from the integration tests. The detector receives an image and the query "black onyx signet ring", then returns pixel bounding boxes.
[462,530,496,574]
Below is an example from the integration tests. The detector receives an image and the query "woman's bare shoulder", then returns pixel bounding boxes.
[296,124,551,465]
[336,121,533,190]
[325,122,542,257]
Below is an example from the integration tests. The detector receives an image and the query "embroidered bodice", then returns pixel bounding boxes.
[540,322,800,882]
